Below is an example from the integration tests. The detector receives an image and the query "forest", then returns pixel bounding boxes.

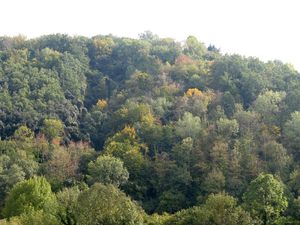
[0,31,300,224]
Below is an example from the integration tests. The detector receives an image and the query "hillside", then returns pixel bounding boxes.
[1,32,300,224]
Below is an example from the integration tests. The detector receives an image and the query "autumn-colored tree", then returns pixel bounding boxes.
[181,88,215,119]
[47,146,80,184]
[92,99,108,111]
[104,126,147,180]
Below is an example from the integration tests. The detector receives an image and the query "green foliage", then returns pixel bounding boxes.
[150,97,172,119]
[158,189,187,214]
[87,155,129,187]
[243,174,288,224]
[41,119,63,142]
[12,126,34,142]
[164,191,252,225]
[183,36,206,60]
[253,90,286,127]
[216,118,239,138]
[175,112,201,140]
[2,176,57,218]
[203,191,252,225]
[76,183,143,224]
[0,149,39,212]
[202,169,226,196]
[284,111,300,150]
[55,186,80,225]
[19,210,60,225]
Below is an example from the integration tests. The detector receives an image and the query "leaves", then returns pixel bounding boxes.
[242,174,288,224]
[87,155,129,187]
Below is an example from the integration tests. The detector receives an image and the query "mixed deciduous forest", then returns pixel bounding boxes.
[1,31,300,224]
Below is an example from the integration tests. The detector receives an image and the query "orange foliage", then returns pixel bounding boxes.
[51,138,61,147]
[175,55,196,66]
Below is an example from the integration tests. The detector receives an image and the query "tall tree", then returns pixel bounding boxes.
[243,174,288,225]
[2,176,57,218]
[76,183,143,224]
[87,155,129,187]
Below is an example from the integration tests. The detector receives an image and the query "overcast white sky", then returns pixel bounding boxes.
[1,0,300,71]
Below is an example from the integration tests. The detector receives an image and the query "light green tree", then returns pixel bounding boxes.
[216,118,239,139]
[242,174,288,225]
[203,191,253,225]
[175,112,201,140]
[41,119,64,142]
[12,126,34,142]
[164,191,252,225]
[284,111,300,149]
[2,176,57,218]
[253,90,286,128]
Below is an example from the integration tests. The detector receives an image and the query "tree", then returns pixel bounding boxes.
[0,210,60,225]
[223,91,236,117]
[203,191,252,225]
[259,140,290,175]
[76,183,143,225]
[47,146,80,184]
[164,191,252,225]
[41,119,64,142]
[253,90,286,128]
[12,126,34,142]
[157,189,187,214]
[216,117,239,140]
[183,36,206,60]
[150,97,172,120]
[55,186,81,225]
[242,174,288,225]
[175,112,201,140]
[233,103,262,137]
[92,99,108,111]
[181,88,215,120]
[0,150,39,212]
[284,111,300,150]
[2,176,57,218]
[172,137,193,168]
[87,155,129,188]
[104,126,147,179]
[163,206,210,225]
[202,169,226,196]
[138,30,159,41]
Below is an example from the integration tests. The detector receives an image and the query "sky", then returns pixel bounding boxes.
[1,0,300,71]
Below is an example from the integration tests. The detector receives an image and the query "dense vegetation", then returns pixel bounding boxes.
[1,31,300,224]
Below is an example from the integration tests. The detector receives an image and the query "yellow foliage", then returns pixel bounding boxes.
[262,125,281,139]
[183,88,212,104]
[122,125,136,139]
[108,125,137,145]
[93,37,114,56]
[93,99,108,111]
[184,88,203,98]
